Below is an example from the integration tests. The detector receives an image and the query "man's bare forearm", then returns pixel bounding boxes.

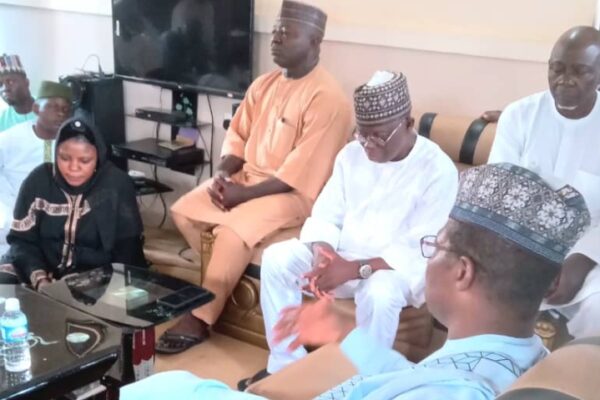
[245,177,293,201]
[217,155,245,177]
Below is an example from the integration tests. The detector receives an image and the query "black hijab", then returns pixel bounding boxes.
[53,117,109,195]
[52,117,144,257]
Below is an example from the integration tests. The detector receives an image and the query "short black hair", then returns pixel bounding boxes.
[447,219,560,321]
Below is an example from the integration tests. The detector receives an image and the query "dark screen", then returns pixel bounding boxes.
[112,0,253,97]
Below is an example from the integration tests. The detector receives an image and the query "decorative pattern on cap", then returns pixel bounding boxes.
[450,163,591,265]
[279,0,327,34]
[0,54,25,76]
[354,71,411,125]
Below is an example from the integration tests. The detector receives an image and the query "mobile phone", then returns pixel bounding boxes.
[157,286,210,310]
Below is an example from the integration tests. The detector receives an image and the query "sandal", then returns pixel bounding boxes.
[155,331,207,354]
[237,368,271,391]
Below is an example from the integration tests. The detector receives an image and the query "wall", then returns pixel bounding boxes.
[0,1,594,225]
[0,4,113,95]
[256,0,596,62]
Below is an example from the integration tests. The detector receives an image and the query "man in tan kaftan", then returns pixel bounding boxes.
[155,0,353,354]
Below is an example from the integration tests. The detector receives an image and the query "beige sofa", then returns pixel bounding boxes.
[144,112,498,361]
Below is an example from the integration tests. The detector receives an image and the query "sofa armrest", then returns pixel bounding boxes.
[498,338,600,399]
[247,344,358,400]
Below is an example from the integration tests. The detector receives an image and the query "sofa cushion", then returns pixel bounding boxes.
[416,112,496,167]
[498,337,600,400]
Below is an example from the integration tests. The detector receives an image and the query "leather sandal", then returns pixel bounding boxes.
[237,368,271,391]
[155,331,207,354]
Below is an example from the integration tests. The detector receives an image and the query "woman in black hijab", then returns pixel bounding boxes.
[4,117,147,290]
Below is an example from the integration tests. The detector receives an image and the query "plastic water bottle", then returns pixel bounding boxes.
[0,298,31,372]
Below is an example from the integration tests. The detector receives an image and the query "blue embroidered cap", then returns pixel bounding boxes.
[450,163,591,265]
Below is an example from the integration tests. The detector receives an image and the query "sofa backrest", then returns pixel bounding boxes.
[497,336,600,399]
[415,112,497,171]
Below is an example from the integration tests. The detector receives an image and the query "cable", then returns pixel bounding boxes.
[206,94,215,177]
[153,164,168,228]
[196,122,210,185]
[152,120,167,227]
[80,54,104,77]
[195,162,205,186]
[159,87,165,110]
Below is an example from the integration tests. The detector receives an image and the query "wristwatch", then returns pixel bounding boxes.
[358,262,373,279]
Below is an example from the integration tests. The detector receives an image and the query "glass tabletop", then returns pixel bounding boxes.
[0,285,121,400]
[41,264,214,328]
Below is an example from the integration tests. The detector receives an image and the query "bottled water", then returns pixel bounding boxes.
[0,298,31,372]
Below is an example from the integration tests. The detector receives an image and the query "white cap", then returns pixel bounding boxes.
[5,298,20,312]
[366,70,395,87]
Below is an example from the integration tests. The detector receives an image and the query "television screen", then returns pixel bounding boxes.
[112,0,253,97]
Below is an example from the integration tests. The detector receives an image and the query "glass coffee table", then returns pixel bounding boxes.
[0,284,121,400]
[41,263,214,385]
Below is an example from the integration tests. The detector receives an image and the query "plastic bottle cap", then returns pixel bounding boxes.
[5,298,20,312]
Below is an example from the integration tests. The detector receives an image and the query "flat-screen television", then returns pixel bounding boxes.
[112,0,253,98]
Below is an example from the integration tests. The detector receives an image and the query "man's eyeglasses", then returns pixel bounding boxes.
[354,120,403,147]
[420,235,482,271]
[420,235,455,258]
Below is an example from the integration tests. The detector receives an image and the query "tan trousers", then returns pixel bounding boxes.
[172,212,253,325]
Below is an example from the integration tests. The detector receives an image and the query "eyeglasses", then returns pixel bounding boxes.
[420,234,483,270]
[354,120,403,147]
[420,235,455,258]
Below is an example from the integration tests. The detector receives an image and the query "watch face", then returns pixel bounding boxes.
[359,264,372,279]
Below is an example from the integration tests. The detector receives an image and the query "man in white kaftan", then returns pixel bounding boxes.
[489,26,600,338]
[256,71,458,378]
[0,81,71,256]
[121,163,591,400]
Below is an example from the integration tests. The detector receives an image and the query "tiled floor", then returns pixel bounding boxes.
[154,320,268,388]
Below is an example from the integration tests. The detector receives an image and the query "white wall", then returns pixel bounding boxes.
[0,4,113,94]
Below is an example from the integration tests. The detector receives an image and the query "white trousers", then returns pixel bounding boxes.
[261,238,411,374]
[555,292,600,338]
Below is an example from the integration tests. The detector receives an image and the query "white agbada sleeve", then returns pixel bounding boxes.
[487,105,524,164]
[568,224,600,264]
[299,152,346,248]
[379,166,458,295]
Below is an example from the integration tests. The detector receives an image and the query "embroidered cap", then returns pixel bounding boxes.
[354,71,411,126]
[450,163,591,265]
[0,54,25,76]
[279,1,327,34]
[37,80,73,102]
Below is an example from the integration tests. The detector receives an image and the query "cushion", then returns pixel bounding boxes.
[499,338,600,399]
